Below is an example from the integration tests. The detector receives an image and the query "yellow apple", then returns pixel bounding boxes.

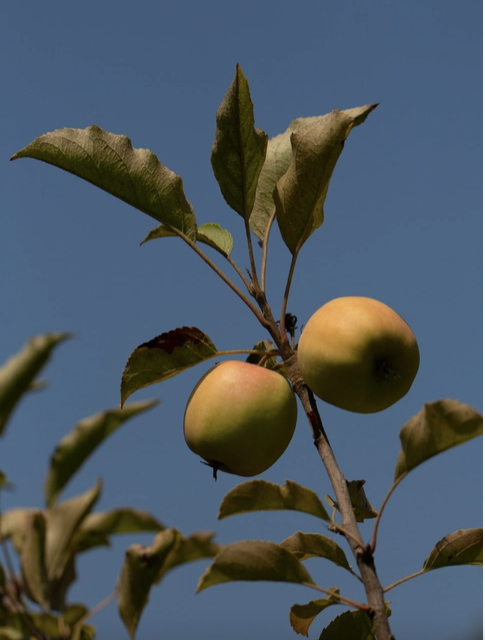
[184,360,297,478]
[297,297,420,413]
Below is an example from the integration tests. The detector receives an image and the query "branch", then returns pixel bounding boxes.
[280,352,395,640]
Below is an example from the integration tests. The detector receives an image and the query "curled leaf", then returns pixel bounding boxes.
[197,540,314,592]
[423,528,482,571]
[395,400,483,481]
[218,479,329,521]
[0,333,71,437]
[141,222,234,257]
[45,400,159,507]
[121,327,220,406]
[280,532,351,571]
[290,588,341,637]
[118,529,179,639]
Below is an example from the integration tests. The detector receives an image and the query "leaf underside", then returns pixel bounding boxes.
[218,479,330,521]
[395,399,483,481]
[12,125,197,240]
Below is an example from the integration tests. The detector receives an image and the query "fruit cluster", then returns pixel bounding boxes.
[184,297,420,478]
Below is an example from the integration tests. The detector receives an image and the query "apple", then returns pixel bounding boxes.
[297,297,420,413]
[184,360,298,478]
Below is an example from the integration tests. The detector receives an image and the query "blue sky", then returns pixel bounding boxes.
[2,2,482,639]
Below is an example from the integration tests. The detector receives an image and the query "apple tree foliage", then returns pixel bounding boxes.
[3,65,482,640]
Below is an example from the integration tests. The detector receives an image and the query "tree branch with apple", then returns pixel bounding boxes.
[9,64,482,640]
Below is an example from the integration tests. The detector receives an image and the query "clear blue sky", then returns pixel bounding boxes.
[2,2,482,639]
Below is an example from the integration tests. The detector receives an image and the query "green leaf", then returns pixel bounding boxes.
[20,512,49,608]
[196,223,234,257]
[250,115,329,241]
[197,540,314,592]
[318,609,376,640]
[45,481,101,581]
[218,479,330,522]
[0,333,71,437]
[159,531,220,580]
[117,529,179,640]
[211,65,268,219]
[289,588,341,637]
[423,528,482,571]
[47,554,77,611]
[0,508,38,553]
[80,507,164,538]
[395,400,483,481]
[273,104,377,255]
[12,125,197,240]
[141,222,234,257]
[61,604,89,629]
[245,340,288,375]
[121,327,220,406]
[45,399,159,507]
[280,532,351,571]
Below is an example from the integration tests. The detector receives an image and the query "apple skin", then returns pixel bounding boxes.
[297,297,420,413]
[184,360,298,477]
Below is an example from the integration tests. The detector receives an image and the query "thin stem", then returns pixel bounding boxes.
[79,590,118,625]
[216,349,278,358]
[369,473,407,554]
[383,569,426,593]
[327,522,367,551]
[279,249,299,340]
[244,218,259,287]
[162,222,270,330]
[304,582,369,611]
[226,253,253,290]
[260,209,276,293]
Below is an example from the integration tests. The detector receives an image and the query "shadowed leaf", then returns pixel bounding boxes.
[118,529,179,639]
[159,531,220,580]
[45,481,101,581]
[290,588,341,637]
[20,513,49,608]
[12,125,197,239]
[80,507,164,538]
[218,479,330,521]
[197,540,314,592]
[141,222,234,257]
[273,104,377,254]
[45,400,158,507]
[245,340,287,375]
[250,107,377,242]
[423,528,482,571]
[0,508,38,553]
[47,555,77,612]
[121,327,220,406]
[395,400,483,481]
[318,609,377,640]
[0,333,71,437]
[326,480,377,523]
[211,65,268,219]
[280,532,351,571]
